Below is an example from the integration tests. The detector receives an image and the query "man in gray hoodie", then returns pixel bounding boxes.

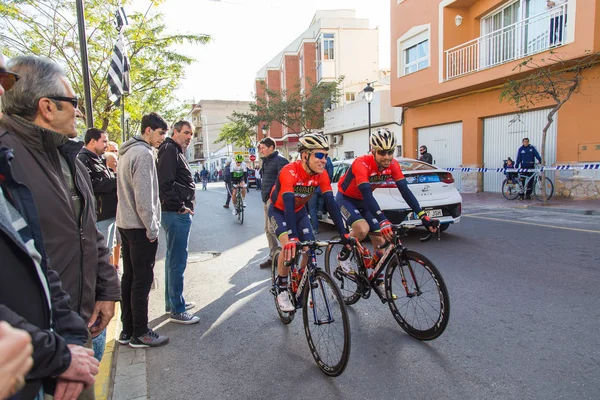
[116,113,168,348]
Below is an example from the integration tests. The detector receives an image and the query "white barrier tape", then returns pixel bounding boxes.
[443,164,600,173]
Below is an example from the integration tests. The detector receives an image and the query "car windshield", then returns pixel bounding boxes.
[396,159,437,171]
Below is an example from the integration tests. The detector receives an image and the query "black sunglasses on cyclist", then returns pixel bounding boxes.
[46,95,79,109]
[0,69,20,92]
[376,150,394,156]
[311,152,328,160]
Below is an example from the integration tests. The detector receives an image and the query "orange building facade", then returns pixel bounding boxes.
[391,0,600,198]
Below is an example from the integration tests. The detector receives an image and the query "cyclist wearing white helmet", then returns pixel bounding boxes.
[335,128,438,297]
[230,153,248,213]
[268,132,355,312]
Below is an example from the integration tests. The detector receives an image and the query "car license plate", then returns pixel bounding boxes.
[426,209,443,218]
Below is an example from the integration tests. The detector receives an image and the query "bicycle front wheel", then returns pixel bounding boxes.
[324,237,361,305]
[385,250,450,341]
[303,270,351,377]
[501,179,520,200]
[533,176,554,201]
[271,249,294,324]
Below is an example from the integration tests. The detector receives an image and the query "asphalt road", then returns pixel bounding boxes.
[142,183,600,400]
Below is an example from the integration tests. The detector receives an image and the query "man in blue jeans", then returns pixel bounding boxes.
[157,121,200,325]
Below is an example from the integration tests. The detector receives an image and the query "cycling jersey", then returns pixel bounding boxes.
[338,154,404,200]
[230,161,248,183]
[270,160,332,212]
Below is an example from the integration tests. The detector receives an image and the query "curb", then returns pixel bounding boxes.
[95,304,121,400]
[525,205,600,215]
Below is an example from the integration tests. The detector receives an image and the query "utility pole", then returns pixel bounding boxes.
[76,0,94,128]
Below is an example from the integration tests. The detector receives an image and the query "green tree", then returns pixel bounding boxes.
[232,77,343,134]
[500,51,600,203]
[0,0,210,142]
[215,120,255,149]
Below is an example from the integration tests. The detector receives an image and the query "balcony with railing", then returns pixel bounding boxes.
[445,3,569,81]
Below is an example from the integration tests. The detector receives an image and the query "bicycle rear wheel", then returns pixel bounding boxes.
[501,179,520,200]
[303,270,351,377]
[385,250,450,340]
[271,249,294,324]
[324,237,361,305]
[533,176,554,201]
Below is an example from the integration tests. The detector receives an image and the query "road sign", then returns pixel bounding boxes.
[248,147,256,156]
[249,154,256,162]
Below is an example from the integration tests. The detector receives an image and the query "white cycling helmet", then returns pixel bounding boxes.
[298,132,329,152]
[370,128,396,151]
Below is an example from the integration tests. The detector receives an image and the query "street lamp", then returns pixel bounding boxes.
[363,82,374,151]
[261,124,267,137]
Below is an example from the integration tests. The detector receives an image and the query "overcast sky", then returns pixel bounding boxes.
[131,0,390,102]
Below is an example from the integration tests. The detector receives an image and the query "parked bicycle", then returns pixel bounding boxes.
[232,184,244,225]
[270,239,351,376]
[502,166,554,201]
[324,224,450,341]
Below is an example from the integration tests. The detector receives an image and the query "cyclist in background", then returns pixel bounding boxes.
[335,128,438,296]
[269,133,354,312]
[231,153,248,214]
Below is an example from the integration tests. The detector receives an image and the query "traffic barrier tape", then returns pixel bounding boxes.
[442,164,600,173]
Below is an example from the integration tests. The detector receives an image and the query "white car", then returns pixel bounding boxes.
[322,158,462,231]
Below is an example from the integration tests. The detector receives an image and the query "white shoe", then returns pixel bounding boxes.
[374,281,397,300]
[243,200,247,207]
[339,258,355,275]
[374,281,386,298]
[276,291,295,312]
[232,208,237,216]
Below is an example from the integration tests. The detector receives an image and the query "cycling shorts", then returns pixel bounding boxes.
[268,203,314,241]
[335,192,380,233]
[232,176,245,185]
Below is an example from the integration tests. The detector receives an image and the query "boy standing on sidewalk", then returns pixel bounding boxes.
[116,113,169,348]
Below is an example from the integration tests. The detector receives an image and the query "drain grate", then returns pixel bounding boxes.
[187,251,221,264]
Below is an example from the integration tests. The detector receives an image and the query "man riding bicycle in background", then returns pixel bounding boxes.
[230,153,248,214]
[268,133,354,312]
[335,128,438,297]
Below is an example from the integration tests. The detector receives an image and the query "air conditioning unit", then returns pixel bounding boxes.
[332,135,343,146]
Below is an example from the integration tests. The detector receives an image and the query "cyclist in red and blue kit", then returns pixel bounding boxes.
[335,128,438,296]
[268,133,354,312]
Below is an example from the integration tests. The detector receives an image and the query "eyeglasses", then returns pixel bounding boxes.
[311,152,328,160]
[0,69,20,92]
[46,95,79,109]
[419,148,426,151]
[376,150,395,156]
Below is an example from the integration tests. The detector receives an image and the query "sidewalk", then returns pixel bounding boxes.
[461,192,600,215]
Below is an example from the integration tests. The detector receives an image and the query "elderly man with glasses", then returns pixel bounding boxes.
[0,55,120,400]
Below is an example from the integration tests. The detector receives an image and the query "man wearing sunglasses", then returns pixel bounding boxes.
[335,128,438,297]
[268,133,354,312]
[0,55,120,399]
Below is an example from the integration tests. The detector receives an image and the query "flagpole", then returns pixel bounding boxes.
[121,97,125,143]
[76,0,94,128]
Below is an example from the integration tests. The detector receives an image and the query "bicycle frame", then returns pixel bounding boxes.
[341,230,421,301]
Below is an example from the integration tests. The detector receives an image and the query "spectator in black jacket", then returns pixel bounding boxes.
[78,128,118,256]
[157,121,199,325]
[223,161,233,208]
[77,128,118,361]
[419,145,433,164]
[1,148,99,399]
[515,137,542,200]
[258,137,288,269]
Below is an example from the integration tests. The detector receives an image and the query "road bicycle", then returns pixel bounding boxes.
[502,166,554,201]
[232,184,244,225]
[324,224,450,341]
[270,239,351,376]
